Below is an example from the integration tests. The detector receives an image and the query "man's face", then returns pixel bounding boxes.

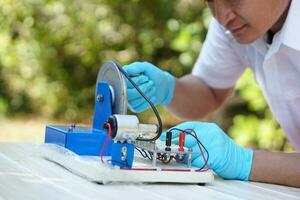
[206,0,291,44]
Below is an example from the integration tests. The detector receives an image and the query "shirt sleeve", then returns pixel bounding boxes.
[192,18,248,89]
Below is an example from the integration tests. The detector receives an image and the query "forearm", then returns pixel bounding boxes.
[167,74,231,120]
[249,150,300,187]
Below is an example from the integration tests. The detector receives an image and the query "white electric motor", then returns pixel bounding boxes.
[105,114,158,142]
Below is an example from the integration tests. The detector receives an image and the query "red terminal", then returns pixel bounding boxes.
[178,132,185,152]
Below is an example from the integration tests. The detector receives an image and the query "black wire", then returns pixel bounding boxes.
[135,147,148,158]
[148,151,153,160]
[141,149,153,160]
[170,128,209,170]
[168,128,209,170]
[135,147,153,161]
[114,61,163,141]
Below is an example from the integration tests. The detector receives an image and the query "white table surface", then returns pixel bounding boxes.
[0,142,299,200]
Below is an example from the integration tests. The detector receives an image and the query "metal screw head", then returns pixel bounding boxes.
[121,146,127,161]
[121,146,127,153]
[96,94,104,102]
[68,124,76,132]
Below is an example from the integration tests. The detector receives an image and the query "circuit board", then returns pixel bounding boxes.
[42,144,214,184]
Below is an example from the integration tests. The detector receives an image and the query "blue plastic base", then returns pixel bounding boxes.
[45,82,113,156]
[45,125,112,156]
[45,81,134,168]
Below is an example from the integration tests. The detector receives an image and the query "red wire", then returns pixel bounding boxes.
[124,168,199,172]
[124,167,208,172]
[100,123,111,163]
[100,124,209,173]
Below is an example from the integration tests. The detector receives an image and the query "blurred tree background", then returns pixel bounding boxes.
[0,0,293,151]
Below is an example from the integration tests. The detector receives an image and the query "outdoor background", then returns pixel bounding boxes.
[0,0,293,151]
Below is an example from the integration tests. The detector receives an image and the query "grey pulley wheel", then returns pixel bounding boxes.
[96,61,127,115]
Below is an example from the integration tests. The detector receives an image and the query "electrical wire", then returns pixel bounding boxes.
[185,128,210,170]
[114,61,163,142]
[135,147,153,160]
[104,62,210,172]
[167,128,210,171]
[147,151,153,160]
[141,149,153,160]
[102,122,131,168]
[135,147,148,158]
[102,120,207,171]
[100,123,112,163]
[106,125,209,171]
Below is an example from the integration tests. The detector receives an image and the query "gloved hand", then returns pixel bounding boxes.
[123,61,175,112]
[163,121,254,180]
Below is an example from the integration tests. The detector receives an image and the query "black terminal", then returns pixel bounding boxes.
[165,131,172,151]
[104,115,118,139]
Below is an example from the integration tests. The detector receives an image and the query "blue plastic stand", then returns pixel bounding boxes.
[111,142,134,168]
[45,82,113,156]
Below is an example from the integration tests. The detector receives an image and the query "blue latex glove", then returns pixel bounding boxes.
[123,61,175,113]
[163,121,253,180]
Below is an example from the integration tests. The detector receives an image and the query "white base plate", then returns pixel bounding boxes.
[40,144,214,184]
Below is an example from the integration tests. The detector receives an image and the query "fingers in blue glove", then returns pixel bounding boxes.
[127,81,155,101]
[160,131,207,164]
[128,86,156,104]
[167,122,197,137]
[123,62,149,76]
[128,96,156,113]
[171,134,198,148]
[160,128,191,141]
[126,75,150,89]
[160,130,198,148]
[192,150,209,168]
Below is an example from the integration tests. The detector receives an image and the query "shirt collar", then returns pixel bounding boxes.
[251,0,300,58]
[279,0,300,51]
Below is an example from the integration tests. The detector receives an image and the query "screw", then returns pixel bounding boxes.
[96,94,104,102]
[68,124,76,132]
[121,146,127,153]
[121,146,127,161]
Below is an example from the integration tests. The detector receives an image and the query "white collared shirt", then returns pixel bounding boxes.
[192,0,300,151]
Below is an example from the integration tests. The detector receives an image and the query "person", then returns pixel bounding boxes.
[123,0,300,187]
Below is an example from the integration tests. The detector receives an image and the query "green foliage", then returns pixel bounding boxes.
[229,69,293,151]
[0,0,209,121]
[0,0,291,151]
